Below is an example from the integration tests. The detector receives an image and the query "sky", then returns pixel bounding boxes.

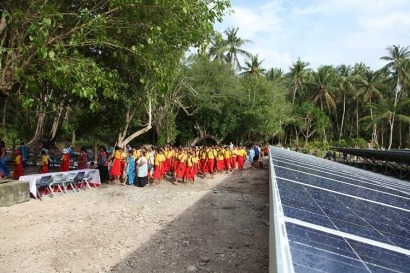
[214,0,410,72]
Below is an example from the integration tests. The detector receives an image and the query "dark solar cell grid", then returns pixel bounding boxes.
[270,147,410,273]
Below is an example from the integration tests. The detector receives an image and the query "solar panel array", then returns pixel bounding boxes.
[269,147,410,273]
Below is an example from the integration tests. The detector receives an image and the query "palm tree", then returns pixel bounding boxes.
[356,68,383,145]
[337,64,355,141]
[265,68,284,82]
[362,98,410,149]
[239,54,266,77]
[208,32,226,61]
[309,65,338,141]
[287,58,310,103]
[210,27,252,71]
[350,62,368,138]
[310,65,337,112]
[380,45,410,106]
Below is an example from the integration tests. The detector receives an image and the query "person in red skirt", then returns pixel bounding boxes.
[39,150,49,173]
[110,146,122,184]
[77,146,88,170]
[216,147,224,173]
[13,150,23,179]
[231,147,238,171]
[199,147,208,178]
[164,147,171,174]
[153,149,163,184]
[174,148,187,184]
[223,147,231,174]
[193,148,199,179]
[60,149,70,171]
[206,147,216,179]
[237,146,247,170]
[185,151,195,184]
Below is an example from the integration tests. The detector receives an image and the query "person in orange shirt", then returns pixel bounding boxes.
[60,148,70,172]
[110,146,122,184]
[13,150,23,179]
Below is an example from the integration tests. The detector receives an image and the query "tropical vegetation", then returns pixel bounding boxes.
[1,1,410,157]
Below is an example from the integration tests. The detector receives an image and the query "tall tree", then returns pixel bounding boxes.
[287,58,310,103]
[239,54,265,77]
[381,45,410,105]
[337,64,355,141]
[210,27,252,71]
[356,69,383,145]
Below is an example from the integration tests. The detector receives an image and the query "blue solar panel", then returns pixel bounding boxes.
[269,147,410,273]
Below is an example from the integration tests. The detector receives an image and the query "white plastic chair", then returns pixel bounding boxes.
[62,173,77,193]
[47,174,65,196]
[80,171,97,189]
[35,175,53,200]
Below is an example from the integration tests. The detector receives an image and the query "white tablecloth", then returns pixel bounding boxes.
[19,169,101,198]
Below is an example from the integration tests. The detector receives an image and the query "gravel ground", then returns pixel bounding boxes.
[0,159,269,273]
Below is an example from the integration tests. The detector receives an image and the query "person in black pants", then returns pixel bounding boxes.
[135,150,148,187]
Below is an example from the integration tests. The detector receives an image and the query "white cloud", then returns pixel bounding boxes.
[215,0,410,72]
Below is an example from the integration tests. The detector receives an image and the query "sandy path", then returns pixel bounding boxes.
[0,160,269,273]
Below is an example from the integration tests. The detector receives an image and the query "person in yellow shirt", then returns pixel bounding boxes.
[175,148,187,184]
[231,147,239,171]
[110,146,122,184]
[237,146,247,170]
[39,150,49,173]
[206,147,216,179]
[223,147,231,174]
[159,148,166,180]
[216,147,224,173]
[185,151,195,184]
[153,149,164,184]
[199,146,207,177]
[192,149,199,179]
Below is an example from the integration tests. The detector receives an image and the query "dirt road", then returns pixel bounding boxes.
[0,160,269,273]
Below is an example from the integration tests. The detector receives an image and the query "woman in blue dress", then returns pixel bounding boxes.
[127,150,135,185]
[248,147,255,163]
[0,140,10,177]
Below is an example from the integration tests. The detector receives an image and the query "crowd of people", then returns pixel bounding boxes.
[95,144,268,187]
[0,139,269,184]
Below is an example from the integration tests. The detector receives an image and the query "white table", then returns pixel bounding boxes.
[19,169,101,199]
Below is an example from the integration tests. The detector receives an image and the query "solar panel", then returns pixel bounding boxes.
[269,147,410,273]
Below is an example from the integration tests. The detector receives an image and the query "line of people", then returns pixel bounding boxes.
[96,144,251,187]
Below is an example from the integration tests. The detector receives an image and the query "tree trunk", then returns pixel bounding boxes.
[2,96,8,126]
[116,95,152,148]
[388,117,395,150]
[338,94,346,141]
[188,135,223,147]
[71,129,76,145]
[49,100,66,140]
[399,121,402,148]
[356,99,359,138]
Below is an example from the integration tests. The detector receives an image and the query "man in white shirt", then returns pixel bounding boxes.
[136,150,148,187]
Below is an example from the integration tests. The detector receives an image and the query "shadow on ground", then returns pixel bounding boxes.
[110,163,269,273]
